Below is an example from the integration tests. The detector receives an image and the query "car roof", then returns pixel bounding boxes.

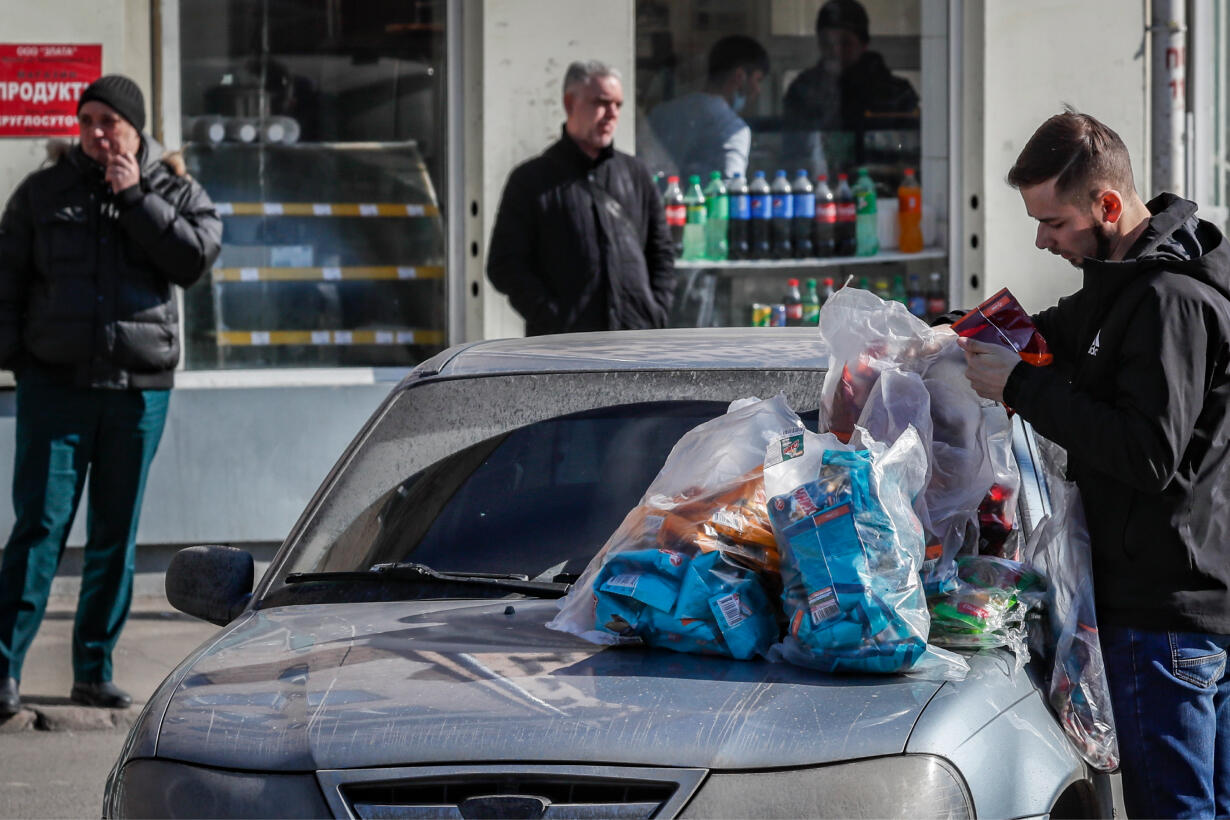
[409,327,831,381]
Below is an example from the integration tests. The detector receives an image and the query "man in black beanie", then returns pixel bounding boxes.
[781,0,920,173]
[0,74,222,715]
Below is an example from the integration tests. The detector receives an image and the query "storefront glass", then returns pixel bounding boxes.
[636,0,950,328]
[177,0,448,369]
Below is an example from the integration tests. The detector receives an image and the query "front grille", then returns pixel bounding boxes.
[317,765,707,820]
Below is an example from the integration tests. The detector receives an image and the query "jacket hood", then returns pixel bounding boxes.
[1107,193,1230,301]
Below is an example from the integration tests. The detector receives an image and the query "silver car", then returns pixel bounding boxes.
[104,328,1119,819]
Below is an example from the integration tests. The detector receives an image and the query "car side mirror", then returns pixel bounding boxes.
[165,545,254,626]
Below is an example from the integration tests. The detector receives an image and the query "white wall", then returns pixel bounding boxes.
[0,0,152,204]
[476,0,637,341]
[974,0,1148,313]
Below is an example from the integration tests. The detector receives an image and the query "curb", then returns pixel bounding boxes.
[0,703,139,732]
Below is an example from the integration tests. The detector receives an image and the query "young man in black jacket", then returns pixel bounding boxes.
[0,75,221,715]
[487,60,675,336]
[961,109,1230,818]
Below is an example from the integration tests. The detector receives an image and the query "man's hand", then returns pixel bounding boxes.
[105,151,140,194]
[958,336,1021,403]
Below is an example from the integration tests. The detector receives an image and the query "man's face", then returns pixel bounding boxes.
[819,28,865,72]
[564,74,623,157]
[1020,178,1113,269]
[738,68,766,108]
[78,100,140,165]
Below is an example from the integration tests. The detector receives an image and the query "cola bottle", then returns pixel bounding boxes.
[748,171,772,260]
[770,170,794,260]
[834,173,857,257]
[726,173,750,260]
[791,169,815,259]
[663,175,686,259]
[814,174,836,257]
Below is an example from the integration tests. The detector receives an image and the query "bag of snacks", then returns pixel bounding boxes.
[950,287,1053,366]
[548,395,801,659]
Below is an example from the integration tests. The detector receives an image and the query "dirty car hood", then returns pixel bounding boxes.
[153,600,944,771]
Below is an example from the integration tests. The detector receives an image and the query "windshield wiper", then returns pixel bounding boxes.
[284,561,570,599]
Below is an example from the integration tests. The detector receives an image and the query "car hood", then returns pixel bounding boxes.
[151,600,946,771]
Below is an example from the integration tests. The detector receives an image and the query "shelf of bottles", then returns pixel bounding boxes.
[181,141,447,369]
[664,167,948,329]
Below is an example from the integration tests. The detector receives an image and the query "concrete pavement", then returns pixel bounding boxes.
[0,593,220,733]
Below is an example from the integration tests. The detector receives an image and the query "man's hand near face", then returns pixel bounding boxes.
[104,150,140,194]
[958,336,1022,403]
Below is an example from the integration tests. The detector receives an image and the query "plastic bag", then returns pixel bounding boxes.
[818,286,1013,589]
[1023,454,1119,771]
[928,555,1044,672]
[763,424,969,680]
[548,395,802,658]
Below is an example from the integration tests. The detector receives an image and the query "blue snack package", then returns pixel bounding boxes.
[598,569,680,614]
[643,606,725,655]
[594,590,646,641]
[708,578,777,660]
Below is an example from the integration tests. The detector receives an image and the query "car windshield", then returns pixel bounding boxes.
[261,368,823,605]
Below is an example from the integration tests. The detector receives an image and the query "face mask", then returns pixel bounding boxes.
[731,92,747,113]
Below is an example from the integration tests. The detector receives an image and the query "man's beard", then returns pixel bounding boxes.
[1074,224,1115,268]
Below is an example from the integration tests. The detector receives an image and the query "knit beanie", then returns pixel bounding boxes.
[815,0,870,44]
[77,75,146,132]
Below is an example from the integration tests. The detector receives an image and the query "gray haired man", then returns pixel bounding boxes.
[487,60,675,335]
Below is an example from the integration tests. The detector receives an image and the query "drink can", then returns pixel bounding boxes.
[750,303,772,327]
[770,304,787,327]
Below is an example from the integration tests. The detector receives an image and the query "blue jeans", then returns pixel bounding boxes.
[1100,625,1230,818]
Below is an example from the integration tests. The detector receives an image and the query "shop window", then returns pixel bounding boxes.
[177,0,447,369]
[636,0,951,328]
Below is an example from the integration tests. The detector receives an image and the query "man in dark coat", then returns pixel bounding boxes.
[961,109,1230,818]
[487,60,675,336]
[0,75,221,715]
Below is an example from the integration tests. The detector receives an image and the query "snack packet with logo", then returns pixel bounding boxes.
[549,395,800,659]
[763,424,969,680]
[950,287,1053,366]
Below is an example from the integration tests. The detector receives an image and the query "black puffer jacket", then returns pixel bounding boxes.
[0,137,221,388]
[1005,194,1230,633]
[487,129,675,336]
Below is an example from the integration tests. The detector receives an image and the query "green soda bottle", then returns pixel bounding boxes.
[802,278,821,325]
[853,167,879,256]
[682,174,707,261]
[890,274,909,306]
[703,171,728,260]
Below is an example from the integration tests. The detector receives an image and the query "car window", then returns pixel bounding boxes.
[263,369,824,604]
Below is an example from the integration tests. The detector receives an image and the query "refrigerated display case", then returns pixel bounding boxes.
[182,140,446,368]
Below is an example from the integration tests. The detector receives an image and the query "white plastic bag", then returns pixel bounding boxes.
[547,395,802,659]
[762,423,969,680]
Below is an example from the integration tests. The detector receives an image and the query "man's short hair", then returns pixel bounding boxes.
[816,0,870,44]
[562,60,621,96]
[707,35,770,81]
[1007,106,1137,201]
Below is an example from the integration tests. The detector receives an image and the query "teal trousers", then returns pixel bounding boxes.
[0,370,169,683]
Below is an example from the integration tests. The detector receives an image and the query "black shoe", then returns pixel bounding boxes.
[0,677,19,716]
[70,681,132,709]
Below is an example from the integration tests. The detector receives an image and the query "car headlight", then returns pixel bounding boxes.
[106,758,331,819]
[679,754,972,819]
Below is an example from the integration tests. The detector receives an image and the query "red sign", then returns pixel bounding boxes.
[0,44,102,137]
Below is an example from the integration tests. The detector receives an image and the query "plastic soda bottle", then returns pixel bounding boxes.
[726,173,750,260]
[770,170,794,259]
[834,173,857,256]
[890,274,908,306]
[802,277,821,325]
[703,171,728,260]
[791,170,815,258]
[663,175,686,258]
[907,273,926,318]
[814,174,836,257]
[681,174,707,261]
[853,167,878,256]
[784,277,804,326]
[898,167,923,253]
[926,270,949,319]
[821,277,836,305]
[749,171,772,259]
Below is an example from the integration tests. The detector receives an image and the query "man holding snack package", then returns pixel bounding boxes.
[957,108,1230,818]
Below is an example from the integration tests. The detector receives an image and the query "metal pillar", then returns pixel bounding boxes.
[1151,0,1187,196]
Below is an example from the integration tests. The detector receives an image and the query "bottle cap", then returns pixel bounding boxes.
[905,167,916,175]
[732,171,743,178]
[754,170,766,178]
[775,169,787,177]
[806,278,817,286]
[837,173,848,180]
[787,278,799,286]
[667,175,679,183]
[688,174,701,184]
[710,170,722,179]
[817,173,828,181]
[797,169,808,176]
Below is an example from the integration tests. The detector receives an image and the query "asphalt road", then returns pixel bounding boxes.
[0,728,126,818]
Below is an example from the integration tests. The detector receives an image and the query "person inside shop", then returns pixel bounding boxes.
[647,35,770,181]
[487,60,675,336]
[780,0,918,174]
[957,108,1230,819]
[0,75,222,716]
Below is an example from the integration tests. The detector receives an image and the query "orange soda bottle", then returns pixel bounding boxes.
[898,168,923,253]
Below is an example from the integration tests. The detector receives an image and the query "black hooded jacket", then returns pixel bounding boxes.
[0,137,221,389]
[487,129,675,336]
[1004,194,1230,633]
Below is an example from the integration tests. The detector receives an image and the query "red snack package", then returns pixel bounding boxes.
[951,287,1053,366]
